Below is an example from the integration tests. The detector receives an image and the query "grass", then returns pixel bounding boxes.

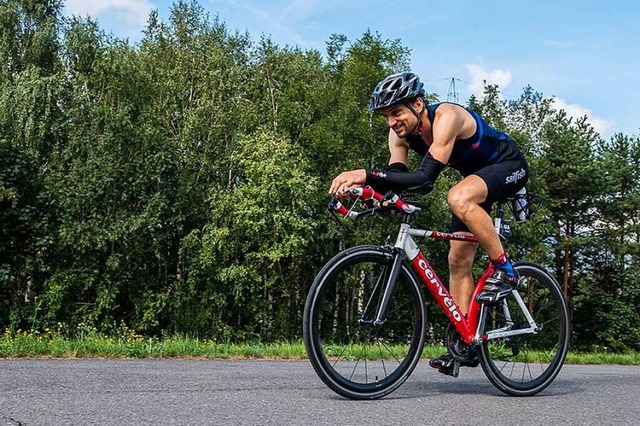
[0,331,638,365]
[0,331,306,359]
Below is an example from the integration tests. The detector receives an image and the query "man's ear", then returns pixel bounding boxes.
[412,97,424,110]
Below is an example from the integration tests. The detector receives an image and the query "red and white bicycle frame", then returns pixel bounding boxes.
[397,225,540,346]
[335,187,540,346]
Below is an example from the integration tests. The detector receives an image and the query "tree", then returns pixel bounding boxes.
[0,0,60,78]
[573,133,640,350]
[179,130,321,340]
[0,0,63,330]
[538,112,608,322]
[0,140,44,327]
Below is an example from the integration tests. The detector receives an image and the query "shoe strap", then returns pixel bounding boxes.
[492,270,508,280]
[492,269,517,282]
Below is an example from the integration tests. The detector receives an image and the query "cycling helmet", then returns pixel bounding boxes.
[369,72,425,111]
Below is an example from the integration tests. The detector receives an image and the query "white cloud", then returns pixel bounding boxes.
[464,64,613,137]
[64,0,153,26]
[551,97,614,137]
[466,64,512,98]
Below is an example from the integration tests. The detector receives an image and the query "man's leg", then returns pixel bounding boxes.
[447,175,519,304]
[447,175,503,259]
[448,239,478,316]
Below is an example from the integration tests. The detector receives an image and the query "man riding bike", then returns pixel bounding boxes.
[329,72,529,376]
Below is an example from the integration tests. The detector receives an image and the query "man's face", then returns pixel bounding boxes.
[379,103,417,138]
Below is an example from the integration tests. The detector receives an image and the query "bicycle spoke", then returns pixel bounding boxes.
[348,358,360,381]
[378,344,388,377]
[364,356,368,383]
[330,341,350,367]
[379,340,402,364]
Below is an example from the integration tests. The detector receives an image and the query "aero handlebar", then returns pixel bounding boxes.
[328,187,421,218]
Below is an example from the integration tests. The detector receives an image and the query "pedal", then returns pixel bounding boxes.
[438,360,461,378]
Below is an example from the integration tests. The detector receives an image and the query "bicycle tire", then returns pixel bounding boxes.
[478,262,570,396]
[303,245,427,400]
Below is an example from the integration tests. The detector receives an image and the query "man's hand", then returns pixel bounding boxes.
[329,169,367,196]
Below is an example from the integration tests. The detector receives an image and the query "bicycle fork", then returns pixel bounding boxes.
[359,249,403,327]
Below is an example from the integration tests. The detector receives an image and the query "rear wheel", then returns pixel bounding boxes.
[303,246,427,400]
[479,262,570,396]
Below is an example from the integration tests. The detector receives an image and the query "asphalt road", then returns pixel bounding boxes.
[1,359,639,425]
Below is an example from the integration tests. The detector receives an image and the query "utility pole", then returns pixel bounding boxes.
[447,77,459,103]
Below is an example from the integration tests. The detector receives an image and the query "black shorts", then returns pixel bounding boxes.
[450,158,529,233]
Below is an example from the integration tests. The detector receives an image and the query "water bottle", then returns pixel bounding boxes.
[512,187,529,222]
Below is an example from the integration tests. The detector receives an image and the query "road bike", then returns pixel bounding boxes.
[303,187,569,400]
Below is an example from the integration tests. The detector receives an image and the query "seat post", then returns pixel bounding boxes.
[494,201,511,240]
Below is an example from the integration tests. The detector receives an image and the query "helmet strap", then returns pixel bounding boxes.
[404,98,427,134]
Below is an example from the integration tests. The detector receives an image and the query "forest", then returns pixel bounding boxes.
[1,0,639,351]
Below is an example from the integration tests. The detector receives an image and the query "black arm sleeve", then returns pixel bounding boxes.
[365,152,446,194]
[365,162,409,194]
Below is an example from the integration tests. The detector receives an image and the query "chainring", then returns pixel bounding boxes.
[445,324,475,362]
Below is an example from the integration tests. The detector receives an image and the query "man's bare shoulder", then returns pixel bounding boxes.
[434,102,465,117]
[433,103,476,139]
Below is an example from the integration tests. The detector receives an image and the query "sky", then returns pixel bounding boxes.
[62,0,640,139]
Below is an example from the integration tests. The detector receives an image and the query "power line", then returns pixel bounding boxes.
[425,77,470,85]
[426,76,525,102]
[424,77,471,103]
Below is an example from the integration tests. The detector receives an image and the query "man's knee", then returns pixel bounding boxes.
[447,177,488,217]
[447,186,465,215]
[447,185,477,217]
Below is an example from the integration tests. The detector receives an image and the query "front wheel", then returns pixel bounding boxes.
[478,262,570,396]
[303,246,427,400]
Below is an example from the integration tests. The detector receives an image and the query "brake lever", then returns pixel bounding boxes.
[328,197,348,229]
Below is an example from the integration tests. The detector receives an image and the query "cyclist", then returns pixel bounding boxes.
[329,72,529,376]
